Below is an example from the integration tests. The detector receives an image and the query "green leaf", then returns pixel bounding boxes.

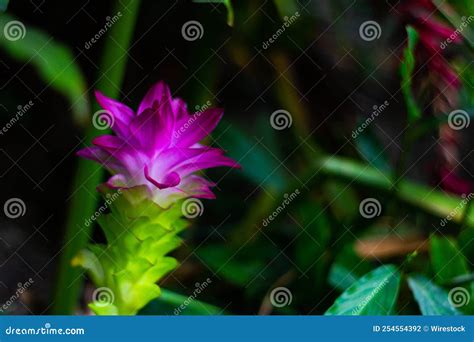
[140,288,223,315]
[328,245,373,291]
[197,243,266,287]
[407,274,460,315]
[430,235,469,284]
[216,122,287,192]
[353,123,392,173]
[0,14,89,126]
[315,155,474,227]
[273,0,299,18]
[325,265,401,315]
[400,26,422,122]
[0,0,9,11]
[432,0,474,49]
[322,181,359,224]
[294,202,331,294]
[193,0,234,26]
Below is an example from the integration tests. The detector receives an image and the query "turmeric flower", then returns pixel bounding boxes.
[78,81,239,207]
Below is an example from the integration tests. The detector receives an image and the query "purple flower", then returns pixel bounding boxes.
[78,81,239,207]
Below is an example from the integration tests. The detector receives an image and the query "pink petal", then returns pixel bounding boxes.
[138,81,172,115]
[144,165,181,190]
[173,108,223,147]
[95,91,134,137]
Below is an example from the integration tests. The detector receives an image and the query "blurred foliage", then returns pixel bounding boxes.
[1,0,473,316]
[0,13,89,126]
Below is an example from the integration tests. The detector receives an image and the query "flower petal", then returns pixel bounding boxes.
[144,165,181,190]
[172,108,223,147]
[95,91,134,137]
[138,81,172,115]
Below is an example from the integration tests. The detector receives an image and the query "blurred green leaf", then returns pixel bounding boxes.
[316,155,474,227]
[322,181,359,224]
[0,0,8,11]
[294,202,331,292]
[433,0,474,49]
[400,26,422,122]
[353,124,392,173]
[193,0,234,26]
[328,245,373,291]
[198,244,266,287]
[216,121,287,192]
[325,265,401,315]
[0,14,89,126]
[139,289,223,315]
[408,275,460,315]
[430,235,469,284]
[273,0,298,18]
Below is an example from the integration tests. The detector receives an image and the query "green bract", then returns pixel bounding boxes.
[73,188,188,315]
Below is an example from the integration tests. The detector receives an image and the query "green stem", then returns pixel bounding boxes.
[314,155,474,226]
[51,0,141,314]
